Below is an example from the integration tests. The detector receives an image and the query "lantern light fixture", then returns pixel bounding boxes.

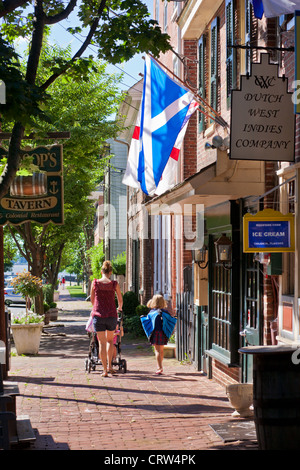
[214,234,233,269]
[194,245,208,269]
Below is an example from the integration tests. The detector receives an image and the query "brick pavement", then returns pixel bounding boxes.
[7,288,258,452]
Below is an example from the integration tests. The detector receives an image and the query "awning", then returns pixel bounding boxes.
[144,154,265,216]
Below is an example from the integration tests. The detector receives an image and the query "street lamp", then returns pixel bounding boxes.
[194,245,208,269]
[214,234,233,269]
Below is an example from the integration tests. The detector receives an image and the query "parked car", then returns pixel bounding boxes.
[4,276,14,286]
[4,286,26,306]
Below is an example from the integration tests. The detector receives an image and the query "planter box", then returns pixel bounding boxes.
[163,343,176,358]
[11,323,44,355]
[48,308,58,321]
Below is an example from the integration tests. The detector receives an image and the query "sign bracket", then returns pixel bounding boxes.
[228,44,294,52]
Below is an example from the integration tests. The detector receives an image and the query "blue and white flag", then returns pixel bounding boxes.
[252,0,300,18]
[122,55,198,196]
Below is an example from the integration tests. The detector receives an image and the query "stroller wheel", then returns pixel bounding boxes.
[120,359,127,373]
[85,358,92,373]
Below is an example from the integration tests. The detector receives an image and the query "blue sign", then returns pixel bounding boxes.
[248,221,290,249]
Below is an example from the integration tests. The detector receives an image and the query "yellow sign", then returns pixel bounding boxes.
[243,209,295,253]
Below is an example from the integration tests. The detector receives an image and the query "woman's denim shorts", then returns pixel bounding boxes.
[92,316,117,332]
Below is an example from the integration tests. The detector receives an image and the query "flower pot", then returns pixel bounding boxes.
[163,343,176,358]
[11,322,44,355]
[226,383,253,418]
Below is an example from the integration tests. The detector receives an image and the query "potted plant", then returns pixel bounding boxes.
[10,272,44,355]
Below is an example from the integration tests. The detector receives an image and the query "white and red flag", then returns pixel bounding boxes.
[122,55,198,196]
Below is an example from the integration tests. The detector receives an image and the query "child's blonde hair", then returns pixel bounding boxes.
[147,294,167,310]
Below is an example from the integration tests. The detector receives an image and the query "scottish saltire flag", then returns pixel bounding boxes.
[252,0,300,18]
[122,55,198,196]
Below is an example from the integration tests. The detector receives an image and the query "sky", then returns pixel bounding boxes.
[48,0,154,93]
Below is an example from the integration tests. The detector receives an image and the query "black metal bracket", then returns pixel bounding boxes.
[228,44,294,52]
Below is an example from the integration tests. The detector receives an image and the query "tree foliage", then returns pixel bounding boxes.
[0,0,171,197]
[7,43,123,307]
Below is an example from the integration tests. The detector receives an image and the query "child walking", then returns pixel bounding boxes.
[141,294,177,375]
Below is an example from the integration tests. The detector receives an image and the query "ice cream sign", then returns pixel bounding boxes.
[243,209,295,253]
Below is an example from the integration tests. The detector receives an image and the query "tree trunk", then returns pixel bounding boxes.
[44,243,65,302]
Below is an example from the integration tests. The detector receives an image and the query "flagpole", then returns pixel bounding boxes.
[148,54,229,128]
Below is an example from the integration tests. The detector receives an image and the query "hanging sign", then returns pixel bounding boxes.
[230,53,295,162]
[243,209,295,253]
[0,145,64,226]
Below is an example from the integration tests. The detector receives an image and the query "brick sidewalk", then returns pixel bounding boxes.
[8,289,258,452]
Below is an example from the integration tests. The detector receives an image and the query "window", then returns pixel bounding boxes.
[226,0,236,107]
[208,230,240,366]
[211,262,232,361]
[164,0,168,32]
[210,17,219,114]
[198,35,206,132]
[282,179,295,295]
[153,215,171,298]
[155,0,159,22]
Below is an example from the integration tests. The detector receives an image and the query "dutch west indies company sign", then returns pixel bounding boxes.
[230,53,295,162]
[243,209,295,253]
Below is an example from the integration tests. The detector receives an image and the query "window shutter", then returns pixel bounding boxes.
[226,0,236,108]
[198,35,206,132]
[210,17,218,114]
[245,0,253,74]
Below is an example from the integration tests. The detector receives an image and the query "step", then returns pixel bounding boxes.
[11,415,36,447]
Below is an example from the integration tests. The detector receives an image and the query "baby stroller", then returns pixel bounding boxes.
[85,314,127,374]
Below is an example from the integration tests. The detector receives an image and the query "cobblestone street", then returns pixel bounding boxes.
[8,289,258,454]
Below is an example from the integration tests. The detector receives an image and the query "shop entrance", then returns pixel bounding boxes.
[241,253,263,382]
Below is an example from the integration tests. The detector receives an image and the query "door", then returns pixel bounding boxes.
[176,291,193,363]
[200,306,208,373]
[241,253,263,382]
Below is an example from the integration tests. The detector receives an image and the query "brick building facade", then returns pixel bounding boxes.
[122,1,299,387]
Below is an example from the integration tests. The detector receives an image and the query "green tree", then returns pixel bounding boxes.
[0,0,171,198]
[3,226,18,271]
[7,45,122,310]
[88,241,105,280]
[111,251,126,276]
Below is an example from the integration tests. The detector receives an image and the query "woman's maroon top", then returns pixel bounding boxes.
[92,280,118,318]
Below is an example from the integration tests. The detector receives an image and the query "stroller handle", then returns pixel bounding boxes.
[117,309,123,321]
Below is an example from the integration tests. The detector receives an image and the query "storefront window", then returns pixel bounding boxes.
[212,263,231,354]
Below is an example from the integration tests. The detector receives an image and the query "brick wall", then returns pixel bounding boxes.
[182,40,198,180]
[211,359,240,386]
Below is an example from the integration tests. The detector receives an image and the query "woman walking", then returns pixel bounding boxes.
[141,294,177,375]
[90,260,123,377]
